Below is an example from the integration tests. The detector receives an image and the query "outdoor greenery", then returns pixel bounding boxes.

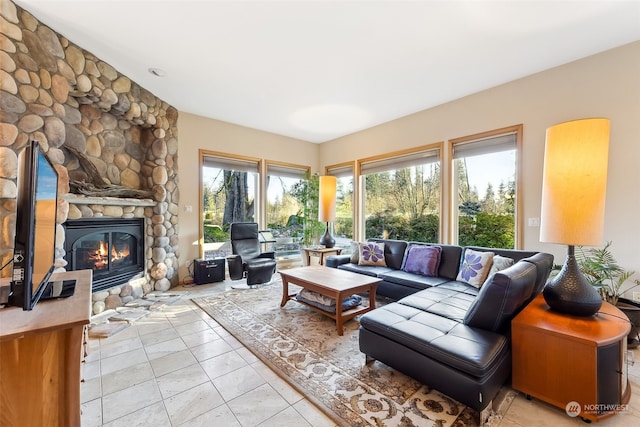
[202,156,516,248]
[575,241,640,305]
[276,172,324,246]
[362,161,515,247]
[202,169,255,243]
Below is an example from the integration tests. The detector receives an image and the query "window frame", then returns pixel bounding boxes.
[325,161,356,242]
[448,124,523,248]
[357,143,443,242]
[264,160,311,239]
[198,149,262,259]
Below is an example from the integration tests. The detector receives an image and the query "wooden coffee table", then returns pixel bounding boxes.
[279,266,380,335]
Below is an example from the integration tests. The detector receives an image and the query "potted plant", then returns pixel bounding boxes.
[575,241,640,347]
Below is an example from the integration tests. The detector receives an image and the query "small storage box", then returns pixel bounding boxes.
[193,258,225,285]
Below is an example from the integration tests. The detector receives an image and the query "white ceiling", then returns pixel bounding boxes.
[13,1,640,143]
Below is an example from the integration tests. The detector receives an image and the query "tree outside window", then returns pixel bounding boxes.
[452,128,520,248]
[200,152,259,259]
[360,148,441,242]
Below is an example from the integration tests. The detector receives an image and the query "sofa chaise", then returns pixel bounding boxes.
[326,238,554,419]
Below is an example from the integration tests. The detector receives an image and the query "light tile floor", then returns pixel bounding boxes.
[81,280,640,426]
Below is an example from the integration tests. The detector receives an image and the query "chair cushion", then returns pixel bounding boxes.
[230,222,259,240]
[245,258,276,268]
[233,239,261,260]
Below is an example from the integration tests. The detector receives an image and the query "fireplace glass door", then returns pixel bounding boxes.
[74,231,137,272]
[64,218,144,292]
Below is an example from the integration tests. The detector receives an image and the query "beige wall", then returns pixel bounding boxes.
[178,41,639,294]
[318,41,640,288]
[176,113,319,280]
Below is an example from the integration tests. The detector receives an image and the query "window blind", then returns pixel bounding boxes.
[327,164,353,178]
[267,163,308,180]
[203,155,259,173]
[360,149,439,175]
[452,133,517,159]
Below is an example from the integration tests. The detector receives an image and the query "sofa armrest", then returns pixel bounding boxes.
[325,254,351,268]
[464,260,537,333]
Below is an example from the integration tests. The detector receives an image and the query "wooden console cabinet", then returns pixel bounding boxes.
[512,294,631,422]
[0,270,92,427]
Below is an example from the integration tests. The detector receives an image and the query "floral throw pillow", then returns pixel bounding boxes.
[358,242,387,267]
[401,245,442,277]
[456,249,494,288]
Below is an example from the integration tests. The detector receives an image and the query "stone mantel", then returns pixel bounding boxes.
[63,194,156,207]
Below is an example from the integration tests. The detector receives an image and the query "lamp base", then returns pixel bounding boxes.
[542,245,602,317]
[319,222,335,248]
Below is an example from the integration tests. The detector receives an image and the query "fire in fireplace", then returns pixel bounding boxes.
[64,218,145,292]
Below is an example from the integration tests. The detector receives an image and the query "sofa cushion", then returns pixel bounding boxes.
[359,296,509,378]
[401,244,441,277]
[337,263,394,277]
[379,270,449,290]
[358,241,387,266]
[464,260,537,333]
[489,255,515,275]
[456,248,494,288]
[464,246,538,263]
[399,285,477,323]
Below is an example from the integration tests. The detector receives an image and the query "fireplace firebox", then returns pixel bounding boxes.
[64,218,145,292]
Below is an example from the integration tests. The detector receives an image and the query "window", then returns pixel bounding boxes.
[451,126,522,248]
[200,151,260,259]
[359,146,441,241]
[326,162,355,247]
[265,162,311,251]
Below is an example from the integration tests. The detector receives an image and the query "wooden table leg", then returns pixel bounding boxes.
[368,284,377,311]
[280,276,289,307]
[335,291,344,336]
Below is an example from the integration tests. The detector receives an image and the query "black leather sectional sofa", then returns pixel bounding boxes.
[325,238,553,418]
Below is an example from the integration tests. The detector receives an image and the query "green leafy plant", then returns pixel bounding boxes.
[290,172,324,247]
[576,241,640,306]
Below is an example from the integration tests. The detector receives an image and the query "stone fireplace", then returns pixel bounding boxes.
[0,1,180,314]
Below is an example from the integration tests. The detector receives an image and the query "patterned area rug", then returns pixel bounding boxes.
[193,278,480,427]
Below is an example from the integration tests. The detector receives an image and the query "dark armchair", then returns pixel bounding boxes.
[227,222,277,287]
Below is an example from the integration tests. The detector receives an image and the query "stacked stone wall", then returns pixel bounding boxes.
[0,1,180,293]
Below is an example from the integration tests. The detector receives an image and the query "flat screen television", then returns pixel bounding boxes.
[8,140,73,310]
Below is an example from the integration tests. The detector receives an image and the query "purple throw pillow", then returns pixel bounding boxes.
[401,245,442,277]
